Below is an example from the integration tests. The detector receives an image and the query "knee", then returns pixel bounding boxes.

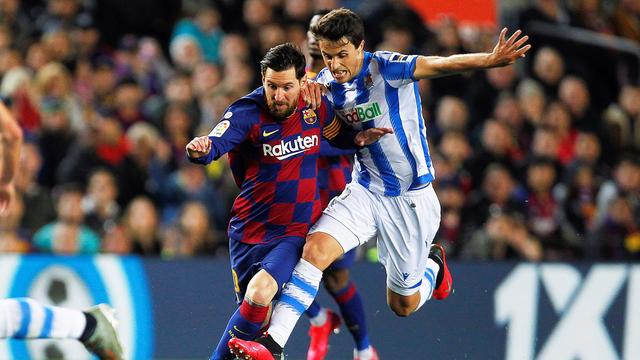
[387,295,418,317]
[245,277,278,305]
[388,302,414,317]
[302,235,341,270]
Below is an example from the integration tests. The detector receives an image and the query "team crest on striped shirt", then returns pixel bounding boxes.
[303,109,317,124]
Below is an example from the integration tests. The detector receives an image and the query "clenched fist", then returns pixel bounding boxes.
[186,136,212,158]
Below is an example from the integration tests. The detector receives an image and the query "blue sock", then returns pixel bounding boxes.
[305,300,321,318]
[210,300,268,360]
[330,281,370,351]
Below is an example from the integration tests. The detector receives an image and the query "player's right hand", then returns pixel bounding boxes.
[186,136,212,158]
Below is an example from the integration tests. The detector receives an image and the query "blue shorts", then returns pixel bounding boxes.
[229,237,305,304]
[327,248,356,271]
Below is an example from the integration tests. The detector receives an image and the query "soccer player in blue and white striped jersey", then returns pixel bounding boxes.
[229,8,531,360]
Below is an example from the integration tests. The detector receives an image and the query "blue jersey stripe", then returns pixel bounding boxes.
[39,306,54,338]
[16,299,31,338]
[414,82,434,183]
[355,152,371,189]
[332,83,348,109]
[363,119,401,196]
[384,81,418,188]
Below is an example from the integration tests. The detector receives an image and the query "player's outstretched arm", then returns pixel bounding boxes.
[186,136,212,160]
[0,101,23,213]
[413,28,531,79]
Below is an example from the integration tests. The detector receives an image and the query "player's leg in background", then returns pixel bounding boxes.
[323,251,376,360]
[305,299,341,360]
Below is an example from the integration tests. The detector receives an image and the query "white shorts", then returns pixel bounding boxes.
[309,182,441,296]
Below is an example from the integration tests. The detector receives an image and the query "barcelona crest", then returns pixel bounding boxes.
[303,109,317,124]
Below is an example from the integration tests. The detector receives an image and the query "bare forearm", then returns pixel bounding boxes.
[414,53,493,79]
[414,28,531,79]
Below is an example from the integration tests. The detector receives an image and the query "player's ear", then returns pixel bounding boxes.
[357,40,365,53]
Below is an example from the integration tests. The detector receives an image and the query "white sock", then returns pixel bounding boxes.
[309,308,327,327]
[354,346,374,360]
[415,258,440,312]
[269,259,323,347]
[0,298,86,339]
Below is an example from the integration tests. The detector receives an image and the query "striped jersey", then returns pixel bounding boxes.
[188,87,347,244]
[308,69,355,208]
[316,51,435,196]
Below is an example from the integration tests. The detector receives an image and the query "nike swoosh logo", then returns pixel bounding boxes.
[232,326,251,336]
[263,129,279,137]
[445,279,452,293]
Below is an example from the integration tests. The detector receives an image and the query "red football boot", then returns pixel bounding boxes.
[228,337,282,360]
[430,243,453,300]
[307,309,342,360]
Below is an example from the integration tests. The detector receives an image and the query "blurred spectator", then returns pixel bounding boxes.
[102,221,132,255]
[586,195,640,259]
[558,75,598,131]
[558,161,599,243]
[15,140,55,237]
[25,42,52,72]
[33,183,100,254]
[0,0,33,50]
[466,65,518,129]
[516,78,547,131]
[122,196,161,255]
[37,96,76,188]
[595,156,640,228]
[34,62,85,132]
[169,33,202,72]
[436,179,466,255]
[35,0,85,35]
[532,46,565,98]
[540,101,576,165]
[82,168,120,236]
[465,120,519,187]
[524,157,572,258]
[610,0,640,42]
[602,85,640,157]
[433,96,469,141]
[0,194,30,253]
[571,0,613,34]
[172,4,224,64]
[460,163,526,244]
[461,213,543,261]
[113,77,147,129]
[162,201,224,258]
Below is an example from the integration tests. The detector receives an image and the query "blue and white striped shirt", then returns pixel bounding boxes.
[316,51,435,196]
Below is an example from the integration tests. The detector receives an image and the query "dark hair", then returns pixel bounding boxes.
[310,8,364,46]
[260,43,306,79]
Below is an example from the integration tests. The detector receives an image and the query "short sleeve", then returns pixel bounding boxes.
[374,51,418,88]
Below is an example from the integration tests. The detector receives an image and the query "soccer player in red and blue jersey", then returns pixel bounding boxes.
[186,43,391,360]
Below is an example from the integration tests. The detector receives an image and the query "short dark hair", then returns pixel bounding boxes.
[260,43,306,79]
[311,8,364,46]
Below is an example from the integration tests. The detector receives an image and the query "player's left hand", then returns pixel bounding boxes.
[488,28,531,67]
[355,127,394,146]
[301,79,326,110]
[0,183,15,214]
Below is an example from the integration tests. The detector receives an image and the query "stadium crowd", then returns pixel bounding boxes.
[0,0,638,261]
